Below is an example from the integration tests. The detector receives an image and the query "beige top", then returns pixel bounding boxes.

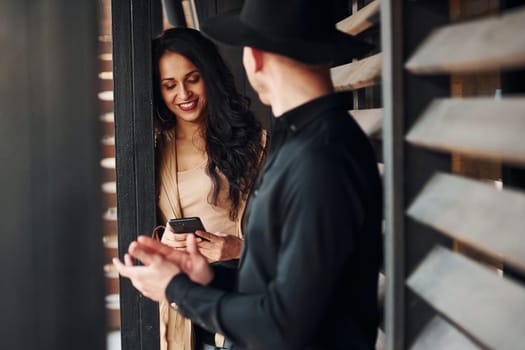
[157,128,243,237]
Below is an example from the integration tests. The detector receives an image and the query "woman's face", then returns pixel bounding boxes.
[158,51,207,125]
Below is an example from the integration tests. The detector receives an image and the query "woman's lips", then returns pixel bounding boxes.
[178,99,197,112]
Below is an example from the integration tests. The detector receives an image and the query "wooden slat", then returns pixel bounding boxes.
[331,53,382,90]
[406,97,525,166]
[411,316,479,350]
[407,246,525,350]
[406,6,525,74]
[336,0,380,36]
[407,172,525,272]
[349,108,382,138]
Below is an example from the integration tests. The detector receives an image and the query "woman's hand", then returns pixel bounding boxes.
[160,222,243,262]
[195,231,243,262]
[161,226,202,250]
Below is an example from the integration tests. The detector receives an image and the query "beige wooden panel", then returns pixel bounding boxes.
[349,108,382,138]
[407,246,525,350]
[336,0,380,36]
[331,53,382,90]
[405,6,525,74]
[411,316,480,350]
[407,172,525,272]
[406,97,525,166]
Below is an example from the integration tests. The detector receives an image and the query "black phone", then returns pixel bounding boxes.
[168,217,206,234]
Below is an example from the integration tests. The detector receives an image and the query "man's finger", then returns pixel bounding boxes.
[113,257,136,279]
[113,257,125,270]
[129,242,162,266]
[164,248,189,266]
[137,235,174,256]
[124,253,134,266]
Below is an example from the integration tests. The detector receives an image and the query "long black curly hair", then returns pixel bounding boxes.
[153,27,265,221]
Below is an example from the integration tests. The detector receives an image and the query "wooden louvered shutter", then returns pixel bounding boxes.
[382,1,525,349]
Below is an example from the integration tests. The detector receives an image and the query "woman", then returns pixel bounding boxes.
[152,28,265,350]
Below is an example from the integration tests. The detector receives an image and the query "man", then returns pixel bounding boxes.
[114,0,383,349]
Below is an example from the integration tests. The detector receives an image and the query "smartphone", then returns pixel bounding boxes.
[168,217,206,234]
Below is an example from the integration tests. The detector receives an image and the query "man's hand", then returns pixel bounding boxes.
[195,231,243,262]
[113,234,214,302]
[113,241,181,302]
[129,234,214,284]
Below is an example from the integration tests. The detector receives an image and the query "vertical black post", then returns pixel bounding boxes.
[0,0,105,349]
[112,0,161,349]
[381,1,406,348]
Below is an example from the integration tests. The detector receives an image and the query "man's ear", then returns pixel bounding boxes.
[251,47,264,72]
[244,46,264,72]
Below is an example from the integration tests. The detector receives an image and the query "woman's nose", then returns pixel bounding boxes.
[178,84,192,100]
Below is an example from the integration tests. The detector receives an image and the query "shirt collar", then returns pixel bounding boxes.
[272,91,354,135]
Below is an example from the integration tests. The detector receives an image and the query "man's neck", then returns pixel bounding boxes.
[269,67,334,117]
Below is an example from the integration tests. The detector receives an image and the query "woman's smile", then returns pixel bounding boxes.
[177,99,198,112]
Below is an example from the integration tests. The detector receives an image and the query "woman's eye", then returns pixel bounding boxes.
[187,75,200,84]
[163,84,176,90]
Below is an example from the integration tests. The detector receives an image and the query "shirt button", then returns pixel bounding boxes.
[253,189,259,197]
[290,124,297,132]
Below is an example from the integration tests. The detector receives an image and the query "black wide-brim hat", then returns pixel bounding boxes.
[201,0,374,66]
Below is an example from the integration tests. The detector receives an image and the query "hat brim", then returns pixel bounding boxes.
[201,10,374,67]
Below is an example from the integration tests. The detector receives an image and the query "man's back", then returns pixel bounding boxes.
[229,92,383,349]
